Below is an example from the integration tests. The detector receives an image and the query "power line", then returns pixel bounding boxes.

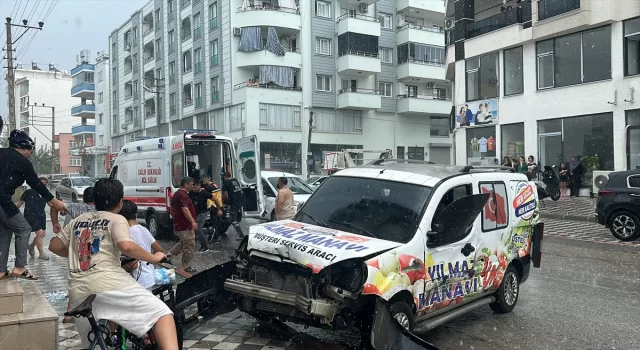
[17,0,57,62]
[15,0,41,54]
[0,1,21,39]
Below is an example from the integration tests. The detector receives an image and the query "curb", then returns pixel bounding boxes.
[541,213,596,223]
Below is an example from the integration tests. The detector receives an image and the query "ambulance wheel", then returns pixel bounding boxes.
[389,301,414,331]
[147,213,161,238]
[490,265,519,313]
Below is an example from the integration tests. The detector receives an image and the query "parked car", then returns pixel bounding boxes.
[306,175,329,190]
[595,170,640,241]
[261,171,314,221]
[47,174,67,190]
[56,176,96,203]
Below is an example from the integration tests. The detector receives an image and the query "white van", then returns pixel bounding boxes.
[110,130,265,237]
[260,171,314,221]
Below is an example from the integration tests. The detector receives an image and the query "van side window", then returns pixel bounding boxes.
[262,179,275,197]
[479,182,509,232]
[432,184,472,234]
[171,153,185,188]
[110,166,118,180]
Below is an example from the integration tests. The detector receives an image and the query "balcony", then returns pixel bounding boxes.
[538,0,580,21]
[71,63,95,76]
[181,32,192,42]
[337,51,381,76]
[233,81,302,106]
[397,0,445,19]
[211,91,220,104]
[337,88,381,110]
[144,55,155,65]
[337,13,380,37]
[397,59,445,82]
[235,4,300,31]
[397,94,452,115]
[236,49,301,69]
[466,2,531,39]
[396,23,444,46]
[71,104,96,118]
[71,124,96,136]
[339,0,376,6]
[71,82,95,99]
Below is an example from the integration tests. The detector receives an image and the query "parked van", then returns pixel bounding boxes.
[110,130,265,237]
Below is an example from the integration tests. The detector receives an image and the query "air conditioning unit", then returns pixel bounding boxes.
[233,27,241,36]
[358,3,368,12]
[426,82,435,88]
[593,171,613,194]
[445,19,454,30]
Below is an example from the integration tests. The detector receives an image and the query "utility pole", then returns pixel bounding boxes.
[155,78,165,136]
[306,111,314,178]
[31,103,56,174]
[3,18,44,133]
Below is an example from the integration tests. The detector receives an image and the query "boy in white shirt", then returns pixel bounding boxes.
[119,200,163,289]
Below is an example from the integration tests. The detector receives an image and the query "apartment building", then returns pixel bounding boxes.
[109,0,451,177]
[93,51,114,177]
[446,0,640,191]
[70,50,98,176]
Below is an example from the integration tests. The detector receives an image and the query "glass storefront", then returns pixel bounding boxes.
[466,126,496,166]
[627,109,640,170]
[501,123,525,159]
[260,142,302,175]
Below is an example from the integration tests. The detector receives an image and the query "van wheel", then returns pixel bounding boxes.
[147,213,161,239]
[490,265,519,313]
[389,301,414,331]
[609,211,640,241]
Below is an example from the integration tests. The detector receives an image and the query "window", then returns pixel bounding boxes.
[259,103,302,130]
[229,103,244,131]
[193,13,201,38]
[479,182,508,232]
[171,153,184,188]
[379,13,392,29]
[99,135,104,145]
[379,47,393,63]
[210,108,224,131]
[624,17,640,77]
[313,109,362,133]
[315,38,331,55]
[209,3,218,29]
[629,176,640,188]
[98,92,103,103]
[397,43,444,65]
[195,83,203,107]
[99,113,103,124]
[155,10,161,30]
[432,185,473,237]
[338,33,379,56]
[183,50,192,72]
[168,0,174,14]
[194,48,202,73]
[133,27,138,39]
[397,146,405,159]
[69,140,77,149]
[169,61,176,83]
[536,25,612,89]
[430,116,449,137]
[156,67,162,79]
[504,46,523,96]
[315,1,330,18]
[378,82,392,97]
[466,53,498,101]
[211,76,219,103]
[407,147,424,161]
[69,158,82,167]
[97,70,104,82]
[316,75,332,92]
[210,40,219,65]
[169,93,176,115]
[156,39,161,56]
[501,123,525,158]
[169,30,175,53]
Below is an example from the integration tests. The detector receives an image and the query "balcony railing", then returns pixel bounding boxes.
[338,88,379,95]
[209,17,217,30]
[183,66,193,74]
[338,50,380,58]
[125,93,133,100]
[194,27,201,39]
[233,81,302,91]
[170,106,177,115]
[71,104,96,115]
[337,13,379,23]
[143,27,153,36]
[169,43,176,54]
[156,53,162,61]
[210,55,219,66]
[146,111,156,119]
[466,2,532,39]
[183,99,193,106]
[71,124,96,134]
[538,0,580,21]
[194,62,202,73]
[236,3,299,14]
[396,93,451,101]
[211,91,220,103]
[398,58,446,67]
[396,23,444,33]
[144,55,155,63]
[124,67,132,74]
[195,97,202,107]
[181,32,192,42]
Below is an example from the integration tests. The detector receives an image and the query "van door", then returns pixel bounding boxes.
[170,134,187,190]
[236,135,265,217]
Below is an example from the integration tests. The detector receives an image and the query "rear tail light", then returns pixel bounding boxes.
[165,187,173,214]
[598,190,614,196]
[531,223,543,268]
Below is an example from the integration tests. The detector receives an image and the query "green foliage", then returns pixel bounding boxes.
[580,155,600,172]
[29,145,56,175]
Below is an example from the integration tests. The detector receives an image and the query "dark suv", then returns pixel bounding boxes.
[595,170,640,241]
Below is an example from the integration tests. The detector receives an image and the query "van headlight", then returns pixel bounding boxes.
[328,259,367,293]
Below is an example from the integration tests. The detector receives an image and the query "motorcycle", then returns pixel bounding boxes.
[535,165,561,201]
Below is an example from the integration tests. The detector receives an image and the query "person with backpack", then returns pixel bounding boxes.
[222,172,245,241]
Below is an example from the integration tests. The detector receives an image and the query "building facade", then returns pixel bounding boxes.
[57,132,84,174]
[13,63,75,154]
[70,50,98,176]
[110,0,451,177]
[446,0,640,192]
[94,51,114,178]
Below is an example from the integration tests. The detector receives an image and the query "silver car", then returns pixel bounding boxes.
[56,176,96,203]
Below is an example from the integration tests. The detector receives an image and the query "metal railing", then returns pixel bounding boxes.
[398,58,445,67]
[195,97,203,107]
[183,66,193,74]
[211,91,220,103]
[210,55,219,66]
[538,0,579,21]
[181,32,192,42]
[169,43,176,54]
[144,55,155,63]
[338,50,380,58]
[143,27,153,36]
[209,18,217,30]
[396,23,444,33]
[233,81,302,91]
[124,67,132,74]
[337,13,379,23]
[466,1,532,39]
[156,53,162,61]
[183,99,193,106]
[124,93,133,100]
[194,27,202,39]
[194,62,202,73]
[146,111,155,119]
[236,4,300,14]
[338,88,380,95]
[396,93,452,101]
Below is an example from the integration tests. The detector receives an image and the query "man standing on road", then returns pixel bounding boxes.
[222,172,245,241]
[189,180,211,252]
[0,129,66,281]
[275,177,295,221]
[167,177,197,273]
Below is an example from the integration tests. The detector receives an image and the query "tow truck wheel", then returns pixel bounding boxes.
[490,265,519,313]
[389,301,414,331]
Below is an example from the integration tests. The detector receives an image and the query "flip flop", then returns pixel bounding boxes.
[10,269,38,281]
[0,270,11,281]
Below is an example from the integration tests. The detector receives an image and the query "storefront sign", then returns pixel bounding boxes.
[455,99,499,129]
[87,146,109,154]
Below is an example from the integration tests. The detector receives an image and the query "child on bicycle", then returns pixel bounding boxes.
[49,178,179,350]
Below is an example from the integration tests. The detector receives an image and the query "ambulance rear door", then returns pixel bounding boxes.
[236,135,265,218]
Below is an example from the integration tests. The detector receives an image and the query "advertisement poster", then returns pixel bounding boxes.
[455,99,499,129]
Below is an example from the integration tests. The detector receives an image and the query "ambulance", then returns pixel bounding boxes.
[109,130,265,237]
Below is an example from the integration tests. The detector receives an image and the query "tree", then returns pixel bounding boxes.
[29,145,55,175]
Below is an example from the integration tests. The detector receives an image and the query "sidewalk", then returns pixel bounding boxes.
[539,196,596,223]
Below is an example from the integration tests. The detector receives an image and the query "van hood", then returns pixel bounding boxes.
[247,220,402,273]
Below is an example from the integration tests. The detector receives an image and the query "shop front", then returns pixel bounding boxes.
[465,126,497,166]
[501,123,525,160]
[627,109,640,170]
[260,142,302,175]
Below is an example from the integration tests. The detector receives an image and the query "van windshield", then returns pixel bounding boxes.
[268,177,314,195]
[294,176,431,244]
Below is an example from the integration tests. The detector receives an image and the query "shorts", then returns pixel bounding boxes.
[71,283,173,348]
[25,216,46,232]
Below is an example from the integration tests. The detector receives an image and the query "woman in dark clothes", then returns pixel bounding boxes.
[569,156,583,197]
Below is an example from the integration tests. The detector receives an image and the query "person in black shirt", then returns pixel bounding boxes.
[16,177,50,260]
[0,130,66,280]
[222,172,245,241]
[189,180,212,252]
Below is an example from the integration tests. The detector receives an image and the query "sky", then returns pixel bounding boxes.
[1,0,149,120]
